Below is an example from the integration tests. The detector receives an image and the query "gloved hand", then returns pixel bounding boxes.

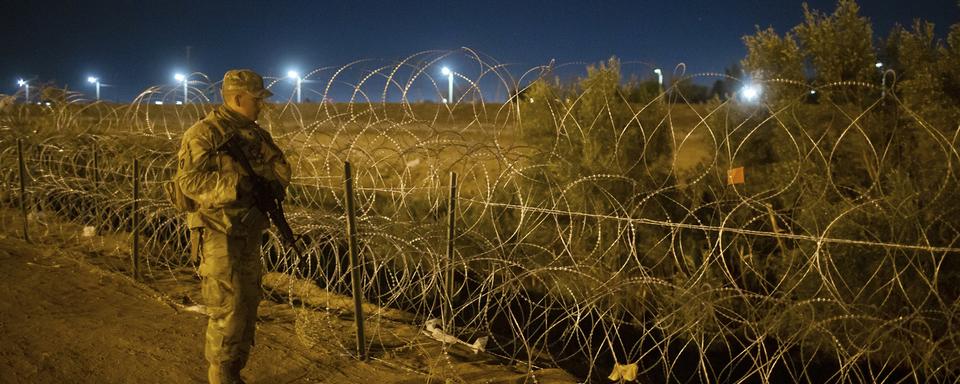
[269,180,287,202]
[239,176,285,205]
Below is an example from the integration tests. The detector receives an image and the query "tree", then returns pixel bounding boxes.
[940,24,960,108]
[882,20,960,123]
[794,0,876,85]
[885,20,940,111]
[518,78,567,149]
[623,74,660,104]
[708,64,745,101]
[517,58,666,273]
[709,80,725,101]
[668,79,710,104]
[742,27,805,81]
[575,57,626,127]
[741,26,805,103]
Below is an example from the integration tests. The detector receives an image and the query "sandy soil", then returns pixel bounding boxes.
[0,210,576,383]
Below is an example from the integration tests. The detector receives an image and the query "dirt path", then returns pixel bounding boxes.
[0,231,215,383]
[0,211,575,383]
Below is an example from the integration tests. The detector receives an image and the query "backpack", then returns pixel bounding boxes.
[164,176,203,262]
[166,121,207,213]
[163,178,197,212]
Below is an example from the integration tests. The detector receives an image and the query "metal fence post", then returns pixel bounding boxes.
[93,144,100,188]
[344,161,366,360]
[443,172,458,334]
[17,139,30,243]
[132,159,140,280]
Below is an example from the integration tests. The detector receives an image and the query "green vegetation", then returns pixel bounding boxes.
[2,6,960,380]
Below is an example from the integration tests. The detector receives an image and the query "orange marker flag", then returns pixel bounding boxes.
[727,167,745,185]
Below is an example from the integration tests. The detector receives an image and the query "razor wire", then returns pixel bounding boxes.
[1,49,959,383]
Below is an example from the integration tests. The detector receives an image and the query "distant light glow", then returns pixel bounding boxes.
[741,84,761,102]
[17,79,26,87]
[288,71,302,102]
[87,76,98,83]
[653,68,661,74]
[175,100,183,105]
[810,90,817,95]
[174,73,185,82]
[875,62,883,68]
[154,101,164,105]
[441,67,453,103]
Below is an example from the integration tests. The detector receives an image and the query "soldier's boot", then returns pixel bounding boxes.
[207,365,221,384]
[207,363,246,384]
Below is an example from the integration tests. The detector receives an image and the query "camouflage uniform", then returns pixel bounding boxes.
[175,70,290,384]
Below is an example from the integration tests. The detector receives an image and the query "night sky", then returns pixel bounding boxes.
[3,0,958,102]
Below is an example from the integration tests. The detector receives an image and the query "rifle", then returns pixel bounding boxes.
[219,134,302,256]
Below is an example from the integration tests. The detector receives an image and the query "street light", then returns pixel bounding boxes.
[741,84,761,103]
[87,76,100,100]
[17,79,28,103]
[441,66,453,104]
[876,62,886,98]
[174,73,187,104]
[653,68,664,104]
[287,70,301,103]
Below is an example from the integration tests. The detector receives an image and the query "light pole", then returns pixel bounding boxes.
[17,79,28,103]
[653,68,663,92]
[441,66,453,104]
[653,68,663,104]
[876,62,885,98]
[87,76,100,100]
[287,70,302,103]
[174,73,188,104]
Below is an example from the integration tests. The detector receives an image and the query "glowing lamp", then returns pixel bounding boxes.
[741,85,761,102]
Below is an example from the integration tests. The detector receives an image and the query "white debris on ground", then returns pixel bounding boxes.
[607,362,638,382]
[421,318,488,354]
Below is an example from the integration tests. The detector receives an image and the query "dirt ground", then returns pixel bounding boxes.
[0,209,576,383]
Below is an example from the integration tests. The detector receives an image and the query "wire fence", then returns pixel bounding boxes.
[2,50,959,383]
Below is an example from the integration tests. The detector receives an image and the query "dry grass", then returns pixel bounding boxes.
[2,52,959,382]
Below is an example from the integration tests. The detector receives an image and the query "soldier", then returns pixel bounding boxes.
[175,69,291,384]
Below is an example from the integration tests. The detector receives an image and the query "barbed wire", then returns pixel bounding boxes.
[2,49,959,383]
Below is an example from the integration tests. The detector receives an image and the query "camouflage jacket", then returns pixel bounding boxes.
[175,106,291,235]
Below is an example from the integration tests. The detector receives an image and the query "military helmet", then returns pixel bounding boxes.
[222,69,273,98]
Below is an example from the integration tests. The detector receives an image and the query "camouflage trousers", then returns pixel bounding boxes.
[198,229,263,382]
